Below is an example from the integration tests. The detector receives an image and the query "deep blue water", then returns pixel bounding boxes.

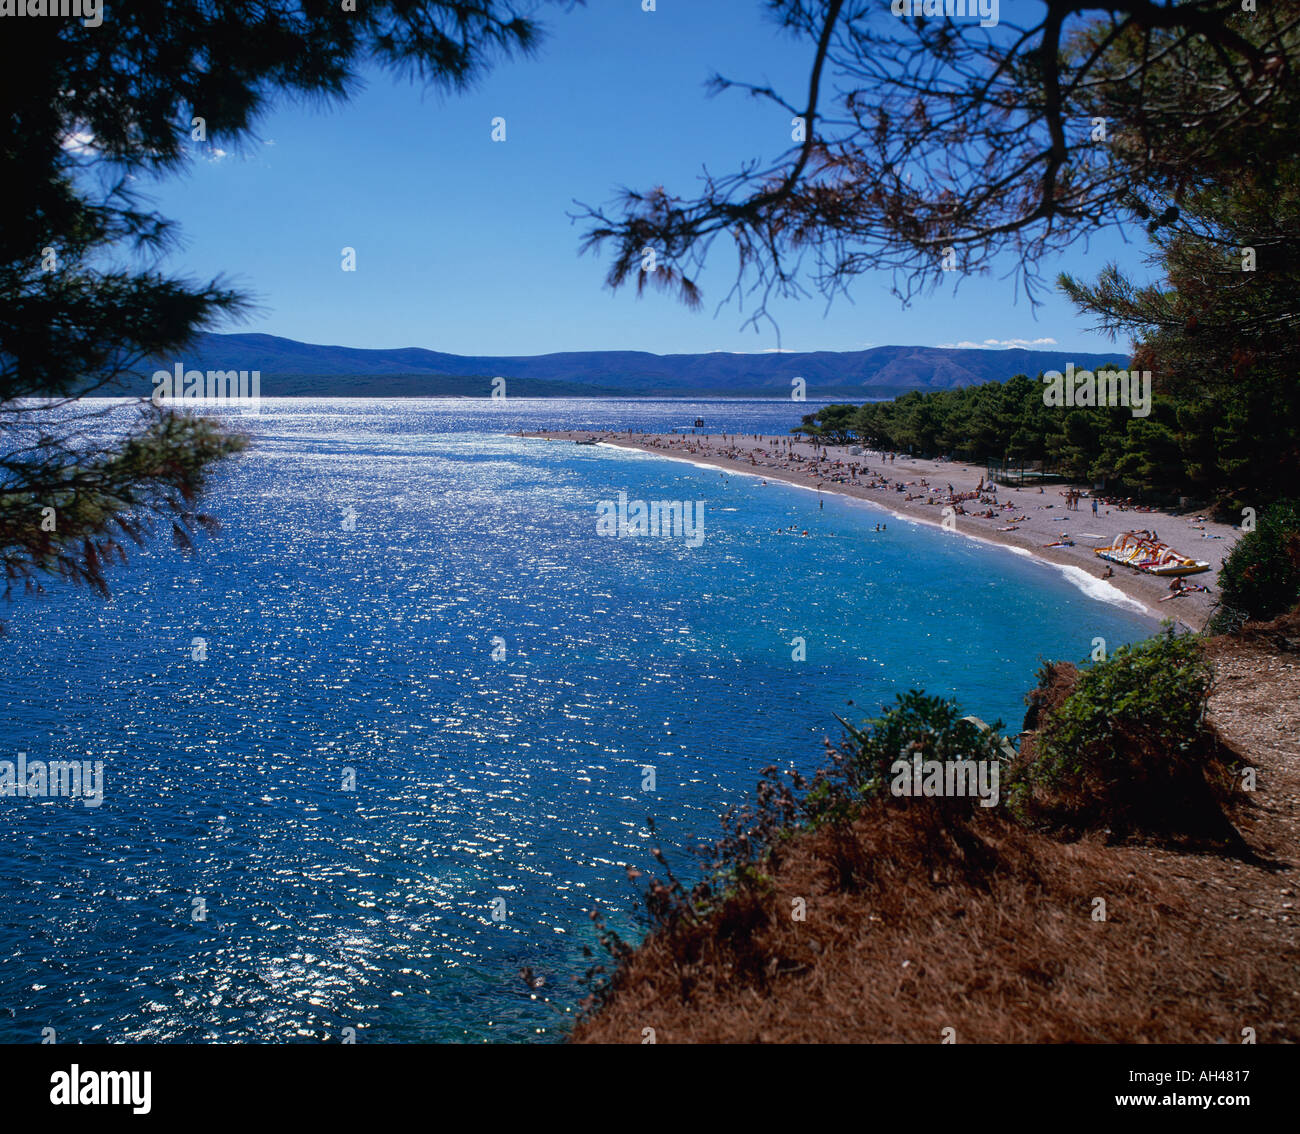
[0,398,1155,1043]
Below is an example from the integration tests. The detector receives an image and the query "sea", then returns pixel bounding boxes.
[0,398,1155,1043]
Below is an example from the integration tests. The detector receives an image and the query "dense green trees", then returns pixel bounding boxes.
[794,403,857,445]
[796,65,1300,519]
[795,372,1278,513]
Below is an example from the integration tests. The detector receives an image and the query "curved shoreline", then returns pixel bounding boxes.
[604,440,1156,619]
[521,429,1243,632]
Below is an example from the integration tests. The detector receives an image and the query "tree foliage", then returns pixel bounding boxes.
[580,1,1300,326]
[1,1,568,599]
[1212,499,1300,627]
[1007,627,1241,846]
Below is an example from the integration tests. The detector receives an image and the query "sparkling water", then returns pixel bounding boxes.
[0,399,1154,1042]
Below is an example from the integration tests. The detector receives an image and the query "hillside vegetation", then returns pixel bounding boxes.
[570,625,1300,1044]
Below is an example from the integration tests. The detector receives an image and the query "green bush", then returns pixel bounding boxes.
[1212,498,1300,629]
[809,690,1011,821]
[1008,627,1241,844]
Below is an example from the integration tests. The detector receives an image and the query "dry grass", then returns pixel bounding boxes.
[571,637,1300,1044]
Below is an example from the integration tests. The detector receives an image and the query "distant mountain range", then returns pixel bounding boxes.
[121,332,1128,399]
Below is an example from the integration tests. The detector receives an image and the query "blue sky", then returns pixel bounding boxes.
[139,2,1152,357]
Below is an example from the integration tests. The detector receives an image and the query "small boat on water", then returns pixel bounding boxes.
[1094,530,1210,576]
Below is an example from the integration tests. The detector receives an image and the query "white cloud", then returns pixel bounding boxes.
[937,337,1059,350]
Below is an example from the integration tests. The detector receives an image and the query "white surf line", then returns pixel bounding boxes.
[1052,563,1158,618]
[594,439,1161,623]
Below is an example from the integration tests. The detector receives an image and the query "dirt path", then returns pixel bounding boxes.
[1188,638,1300,915]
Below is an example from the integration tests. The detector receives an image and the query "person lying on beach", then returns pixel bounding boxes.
[1160,577,1212,598]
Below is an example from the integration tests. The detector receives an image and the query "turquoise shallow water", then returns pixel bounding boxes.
[0,399,1154,1042]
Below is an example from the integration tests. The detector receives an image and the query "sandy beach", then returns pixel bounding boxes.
[520,429,1243,632]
